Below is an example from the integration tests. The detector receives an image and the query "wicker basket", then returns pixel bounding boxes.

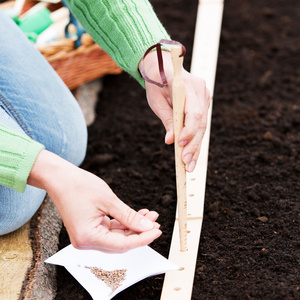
[1,1,123,90]
[36,34,123,90]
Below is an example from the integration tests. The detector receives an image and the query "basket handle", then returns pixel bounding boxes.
[62,0,85,48]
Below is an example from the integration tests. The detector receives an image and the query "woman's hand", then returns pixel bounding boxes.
[28,150,162,253]
[140,50,210,172]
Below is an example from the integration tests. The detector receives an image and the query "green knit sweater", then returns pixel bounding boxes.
[0,0,170,192]
[0,124,44,192]
[65,0,170,86]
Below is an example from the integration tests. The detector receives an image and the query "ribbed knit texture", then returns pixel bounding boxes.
[0,124,45,193]
[0,1,168,192]
[64,0,170,86]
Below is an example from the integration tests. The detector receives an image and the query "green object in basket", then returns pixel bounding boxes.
[19,8,53,35]
[24,32,38,43]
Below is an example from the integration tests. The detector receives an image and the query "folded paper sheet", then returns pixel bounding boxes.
[45,245,178,300]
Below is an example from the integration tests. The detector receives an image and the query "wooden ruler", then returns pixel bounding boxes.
[161,0,224,299]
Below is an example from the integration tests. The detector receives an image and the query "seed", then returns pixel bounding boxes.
[85,266,127,291]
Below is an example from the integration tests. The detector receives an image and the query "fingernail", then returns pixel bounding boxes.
[156,230,162,238]
[165,131,170,143]
[187,161,196,172]
[183,153,192,165]
[154,222,161,229]
[150,211,159,219]
[179,140,188,147]
[139,218,154,231]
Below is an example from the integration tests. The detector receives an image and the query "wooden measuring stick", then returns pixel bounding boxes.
[171,46,188,252]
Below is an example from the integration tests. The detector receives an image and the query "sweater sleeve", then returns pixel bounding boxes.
[0,123,45,193]
[64,0,170,86]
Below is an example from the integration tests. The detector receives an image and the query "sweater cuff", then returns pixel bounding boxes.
[0,124,45,193]
[14,141,45,193]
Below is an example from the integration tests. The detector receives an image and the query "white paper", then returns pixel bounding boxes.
[45,245,178,299]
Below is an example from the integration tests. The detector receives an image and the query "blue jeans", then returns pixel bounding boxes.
[0,11,88,235]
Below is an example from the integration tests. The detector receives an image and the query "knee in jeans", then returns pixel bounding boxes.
[62,119,87,167]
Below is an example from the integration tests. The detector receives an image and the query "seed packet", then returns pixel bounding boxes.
[45,245,178,299]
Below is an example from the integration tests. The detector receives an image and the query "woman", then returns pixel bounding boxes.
[0,0,210,253]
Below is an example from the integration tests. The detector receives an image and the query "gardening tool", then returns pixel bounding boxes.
[171,45,188,252]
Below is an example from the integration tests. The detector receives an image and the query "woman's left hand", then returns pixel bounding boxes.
[140,50,210,173]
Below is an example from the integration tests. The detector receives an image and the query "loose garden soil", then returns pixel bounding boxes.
[56,0,300,299]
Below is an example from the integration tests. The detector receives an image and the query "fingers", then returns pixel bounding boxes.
[145,71,210,172]
[70,207,162,253]
[69,209,162,252]
[122,209,160,236]
[70,222,162,253]
[102,229,162,253]
[91,227,162,253]
[106,198,161,235]
[179,77,210,172]
[164,126,175,145]
[107,206,161,251]
[137,208,159,222]
[151,102,174,144]
[152,102,174,145]
[145,83,175,145]
[110,209,159,230]
[67,179,162,253]
[71,217,162,253]
[182,128,206,172]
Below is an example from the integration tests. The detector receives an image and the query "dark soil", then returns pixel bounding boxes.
[56,0,300,299]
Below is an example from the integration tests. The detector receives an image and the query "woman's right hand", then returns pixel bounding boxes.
[28,149,162,253]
